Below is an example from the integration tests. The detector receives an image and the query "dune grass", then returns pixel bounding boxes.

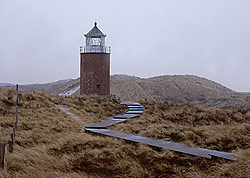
[0,87,249,177]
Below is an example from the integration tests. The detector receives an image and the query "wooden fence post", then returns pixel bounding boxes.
[14,84,19,141]
[0,142,5,169]
[8,137,13,153]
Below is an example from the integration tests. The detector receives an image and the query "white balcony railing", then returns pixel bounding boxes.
[80,46,111,54]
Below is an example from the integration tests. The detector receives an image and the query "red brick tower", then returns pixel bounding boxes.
[80,22,111,96]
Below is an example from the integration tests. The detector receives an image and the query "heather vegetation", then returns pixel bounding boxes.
[0,86,250,177]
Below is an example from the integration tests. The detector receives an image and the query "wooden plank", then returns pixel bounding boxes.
[85,129,237,161]
[128,108,144,111]
[85,119,127,129]
[127,105,144,108]
[114,114,139,119]
[120,101,141,106]
[126,110,144,114]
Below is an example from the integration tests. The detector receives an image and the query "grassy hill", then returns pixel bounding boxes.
[17,78,78,94]
[0,86,249,177]
[10,74,250,108]
[111,74,250,109]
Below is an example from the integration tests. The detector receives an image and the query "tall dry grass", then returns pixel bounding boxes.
[112,99,250,177]
[0,87,250,177]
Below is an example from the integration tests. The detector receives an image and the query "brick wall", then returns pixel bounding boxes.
[80,53,110,96]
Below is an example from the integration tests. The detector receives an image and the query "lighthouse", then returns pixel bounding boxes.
[80,22,111,96]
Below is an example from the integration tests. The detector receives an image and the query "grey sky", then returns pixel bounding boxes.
[0,0,250,92]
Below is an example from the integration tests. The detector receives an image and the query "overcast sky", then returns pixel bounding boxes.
[0,0,250,92]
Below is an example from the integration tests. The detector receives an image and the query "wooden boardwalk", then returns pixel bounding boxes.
[85,119,126,129]
[56,105,81,121]
[85,128,237,160]
[84,101,238,161]
[114,114,139,119]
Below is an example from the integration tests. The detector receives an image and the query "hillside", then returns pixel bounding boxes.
[0,83,15,87]
[0,87,249,177]
[7,74,250,108]
[17,78,77,94]
[111,75,250,109]
[111,74,234,101]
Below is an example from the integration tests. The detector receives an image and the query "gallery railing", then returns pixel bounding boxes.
[80,46,111,54]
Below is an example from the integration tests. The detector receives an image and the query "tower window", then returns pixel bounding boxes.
[96,84,101,90]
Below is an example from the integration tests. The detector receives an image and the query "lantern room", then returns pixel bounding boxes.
[81,22,111,54]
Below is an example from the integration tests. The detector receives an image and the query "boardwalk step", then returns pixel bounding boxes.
[126,110,144,114]
[114,114,139,119]
[120,101,141,106]
[127,105,144,108]
[128,108,144,111]
[85,119,127,129]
